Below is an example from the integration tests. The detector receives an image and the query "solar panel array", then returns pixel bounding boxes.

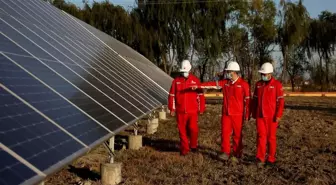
[0,0,173,184]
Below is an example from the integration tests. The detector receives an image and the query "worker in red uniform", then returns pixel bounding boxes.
[197,61,250,162]
[251,62,285,167]
[168,60,205,156]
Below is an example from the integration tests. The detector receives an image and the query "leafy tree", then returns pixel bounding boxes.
[278,0,310,82]
[287,47,308,92]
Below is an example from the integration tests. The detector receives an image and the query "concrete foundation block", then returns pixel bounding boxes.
[159,111,166,120]
[151,118,159,124]
[147,119,159,134]
[100,163,122,185]
[128,135,142,150]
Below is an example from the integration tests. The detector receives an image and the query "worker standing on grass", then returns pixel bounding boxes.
[194,61,250,163]
[251,62,285,168]
[168,59,206,156]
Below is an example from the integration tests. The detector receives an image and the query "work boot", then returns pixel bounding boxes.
[257,161,265,169]
[191,148,199,153]
[231,156,239,164]
[180,151,188,156]
[265,161,276,168]
[218,153,229,161]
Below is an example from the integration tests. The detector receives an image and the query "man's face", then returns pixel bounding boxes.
[226,71,236,79]
[261,73,272,81]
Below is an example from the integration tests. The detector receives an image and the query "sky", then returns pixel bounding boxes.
[70,0,336,18]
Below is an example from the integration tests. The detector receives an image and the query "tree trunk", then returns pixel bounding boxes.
[325,55,330,91]
[190,44,195,64]
[290,78,295,92]
[334,63,336,89]
[161,53,168,73]
[168,49,175,76]
[199,60,208,82]
[319,53,323,92]
[281,46,288,83]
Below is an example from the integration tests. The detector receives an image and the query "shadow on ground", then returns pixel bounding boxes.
[67,165,100,181]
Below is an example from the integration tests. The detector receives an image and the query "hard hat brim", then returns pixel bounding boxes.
[258,70,272,74]
[179,69,190,72]
[224,68,240,71]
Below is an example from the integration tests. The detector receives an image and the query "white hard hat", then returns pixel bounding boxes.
[225,61,240,71]
[179,60,192,72]
[258,62,274,74]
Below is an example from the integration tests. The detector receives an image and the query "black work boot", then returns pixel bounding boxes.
[191,148,199,153]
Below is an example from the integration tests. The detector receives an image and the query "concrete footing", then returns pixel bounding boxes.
[159,111,166,120]
[128,135,142,150]
[146,118,159,134]
[100,163,122,185]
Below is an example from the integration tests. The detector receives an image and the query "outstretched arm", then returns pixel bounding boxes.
[198,80,226,89]
[275,83,285,122]
[196,79,206,114]
[243,83,251,120]
[168,80,176,115]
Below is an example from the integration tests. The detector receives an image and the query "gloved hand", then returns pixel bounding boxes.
[191,86,198,90]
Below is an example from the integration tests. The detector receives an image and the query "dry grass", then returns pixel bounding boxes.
[46,97,336,185]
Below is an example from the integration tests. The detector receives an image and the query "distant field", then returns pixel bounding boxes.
[46,97,336,185]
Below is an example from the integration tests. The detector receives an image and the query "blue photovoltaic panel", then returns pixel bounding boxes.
[0,22,134,130]
[0,51,116,142]
[0,87,86,172]
[17,0,170,104]
[0,51,112,145]
[0,13,146,119]
[0,149,43,185]
[67,12,172,96]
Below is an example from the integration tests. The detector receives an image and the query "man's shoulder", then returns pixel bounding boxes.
[239,78,249,86]
[189,74,201,82]
[173,76,183,82]
[272,78,283,87]
[255,80,263,85]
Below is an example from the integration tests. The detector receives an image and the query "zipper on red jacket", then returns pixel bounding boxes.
[184,77,186,113]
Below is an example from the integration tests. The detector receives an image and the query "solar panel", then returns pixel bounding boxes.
[0,86,88,174]
[0,0,173,184]
[0,53,112,145]
[0,148,43,185]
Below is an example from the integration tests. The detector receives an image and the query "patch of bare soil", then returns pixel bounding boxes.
[46,97,336,185]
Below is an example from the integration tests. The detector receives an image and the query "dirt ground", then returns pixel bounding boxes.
[46,97,336,185]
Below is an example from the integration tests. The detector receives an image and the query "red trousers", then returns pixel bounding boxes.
[176,113,198,155]
[256,117,278,162]
[221,115,243,157]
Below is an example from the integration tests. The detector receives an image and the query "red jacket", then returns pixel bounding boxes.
[168,74,205,114]
[251,77,285,119]
[200,77,250,119]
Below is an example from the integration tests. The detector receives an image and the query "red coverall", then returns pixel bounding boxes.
[251,77,284,163]
[200,77,250,157]
[168,74,206,155]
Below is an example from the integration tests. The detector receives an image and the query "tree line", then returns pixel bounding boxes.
[46,0,336,92]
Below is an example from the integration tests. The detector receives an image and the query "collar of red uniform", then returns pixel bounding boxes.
[231,76,240,84]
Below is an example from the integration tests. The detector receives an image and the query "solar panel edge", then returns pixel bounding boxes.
[20,174,44,185]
